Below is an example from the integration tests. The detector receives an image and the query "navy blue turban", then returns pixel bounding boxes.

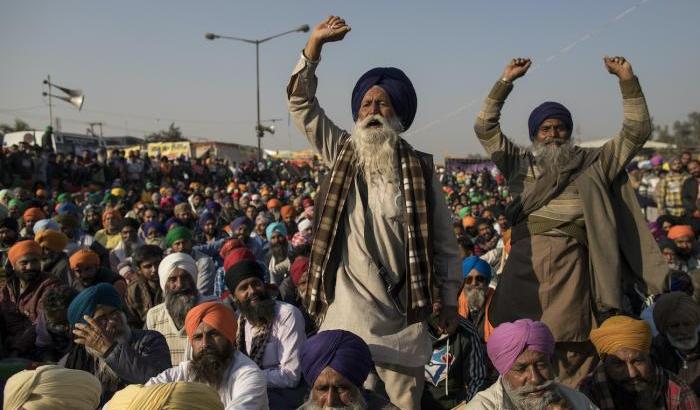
[68,283,122,327]
[351,67,417,131]
[300,330,374,388]
[527,101,573,140]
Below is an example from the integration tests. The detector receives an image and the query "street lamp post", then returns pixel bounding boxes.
[205,24,309,160]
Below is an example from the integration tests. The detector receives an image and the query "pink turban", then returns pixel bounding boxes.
[487,319,555,375]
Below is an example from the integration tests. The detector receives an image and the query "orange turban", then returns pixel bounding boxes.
[280,205,295,219]
[7,240,42,267]
[668,225,694,241]
[69,249,101,270]
[184,302,237,345]
[267,199,282,210]
[35,230,69,252]
[23,207,46,222]
[462,216,477,229]
[102,209,122,224]
[590,316,651,356]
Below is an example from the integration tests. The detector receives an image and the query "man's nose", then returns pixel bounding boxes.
[369,101,381,115]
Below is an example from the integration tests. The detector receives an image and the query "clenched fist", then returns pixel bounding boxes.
[304,16,351,61]
[604,56,634,81]
[501,58,532,83]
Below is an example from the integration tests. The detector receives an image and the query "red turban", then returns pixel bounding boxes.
[290,256,309,286]
[223,248,256,273]
[69,249,101,270]
[184,302,237,344]
[668,225,694,241]
[267,199,282,210]
[23,207,46,222]
[7,240,42,267]
[280,205,295,219]
[218,238,244,260]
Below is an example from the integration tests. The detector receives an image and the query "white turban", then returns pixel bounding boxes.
[158,252,198,291]
[3,365,101,410]
[297,218,312,233]
[33,219,60,235]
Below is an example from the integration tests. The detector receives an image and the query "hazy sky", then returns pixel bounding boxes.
[2,0,699,159]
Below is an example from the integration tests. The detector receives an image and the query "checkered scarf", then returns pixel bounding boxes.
[306,136,432,324]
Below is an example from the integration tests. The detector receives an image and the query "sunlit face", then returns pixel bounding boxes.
[503,350,555,391]
[139,258,161,283]
[689,161,700,178]
[465,269,487,292]
[535,119,570,145]
[357,86,396,122]
[191,322,230,357]
[234,277,265,306]
[165,267,195,293]
[310,367,363,408]
[171,238,191,253]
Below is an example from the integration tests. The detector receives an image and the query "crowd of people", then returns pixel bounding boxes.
[1,15,700,410]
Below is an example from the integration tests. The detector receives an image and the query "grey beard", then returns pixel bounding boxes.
[467,288,486,312]
[301,384,367,410]
[667,332,699,352]
[351,114,401,185]
[502,378,562,410]
[530,139,577,174]
[165,290,198,329]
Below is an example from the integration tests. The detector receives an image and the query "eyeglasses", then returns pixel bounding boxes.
[465,276,487,285]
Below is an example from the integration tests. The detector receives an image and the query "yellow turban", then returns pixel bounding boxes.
[34,229,69,252]
[106,382,224,410]
[590,315,652,356]
[3,365,101,410]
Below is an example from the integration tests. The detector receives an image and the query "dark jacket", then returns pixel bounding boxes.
[651,332,700,396]
[0,274,59,358]
[682,177,699,216]
[62,329,172,404]
[422,319,489,409]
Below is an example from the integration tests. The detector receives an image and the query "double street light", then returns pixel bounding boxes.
[205,24,309,160]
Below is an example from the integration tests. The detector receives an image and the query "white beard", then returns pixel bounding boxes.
[530,139,577,174]
[668,332,699,351]
[351,114,402,184]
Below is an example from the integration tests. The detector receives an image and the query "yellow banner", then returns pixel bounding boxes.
[147,142,191,159]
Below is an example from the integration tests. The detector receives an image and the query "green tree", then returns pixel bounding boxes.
[0,118,31,134]
[144,122,188,142]
[652,111,700,149]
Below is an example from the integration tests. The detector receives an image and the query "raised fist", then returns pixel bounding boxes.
[603,56,634,81]
[502,58,532,82]
[311,16,351,44]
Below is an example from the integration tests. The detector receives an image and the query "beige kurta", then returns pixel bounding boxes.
[287,54,462,367]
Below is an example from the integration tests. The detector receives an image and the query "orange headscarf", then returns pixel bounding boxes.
[35,230,69,252]
[69,249,101,270]
[462,216,477,229]
[184,302,237,345]
[23,207,46,222]
[280,205,295,219]
[7,240,42,267]
[590,315,652,356]
[667,225,694,241]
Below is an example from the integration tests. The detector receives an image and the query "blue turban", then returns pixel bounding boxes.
[527,101,573,140]
[265,222,287,241]
[462,256,492,281]
[300,330,374,388]
[198,211,216,229]
[57,202,79,216]
[143,221,165,236]
[68,283,122,327]
[231,216,253,233]
[351,67,417,131]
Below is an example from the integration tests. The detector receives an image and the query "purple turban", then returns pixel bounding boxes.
[198,211,216,229]
[487,319,555,375]
[527,101,573,140]
[300,330,374,388]
[351,67,417,131]
[143,221,165,236]
[231,216,253,232]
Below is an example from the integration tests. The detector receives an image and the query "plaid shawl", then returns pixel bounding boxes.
[579,363,698,410]
[306,136,432,325]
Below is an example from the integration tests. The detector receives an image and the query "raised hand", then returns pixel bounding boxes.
[311,15,351,44]
[304,16,351,61]
[604,56,634,81]
[72,315,115,356]
[501,58,532,83]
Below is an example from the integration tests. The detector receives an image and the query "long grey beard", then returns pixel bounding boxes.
[165,291,198,329]
[530,140,578,174]
[502,378,562,410]
[467,288,486,312]
[301,384,367,410]
[351,115,401,185]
